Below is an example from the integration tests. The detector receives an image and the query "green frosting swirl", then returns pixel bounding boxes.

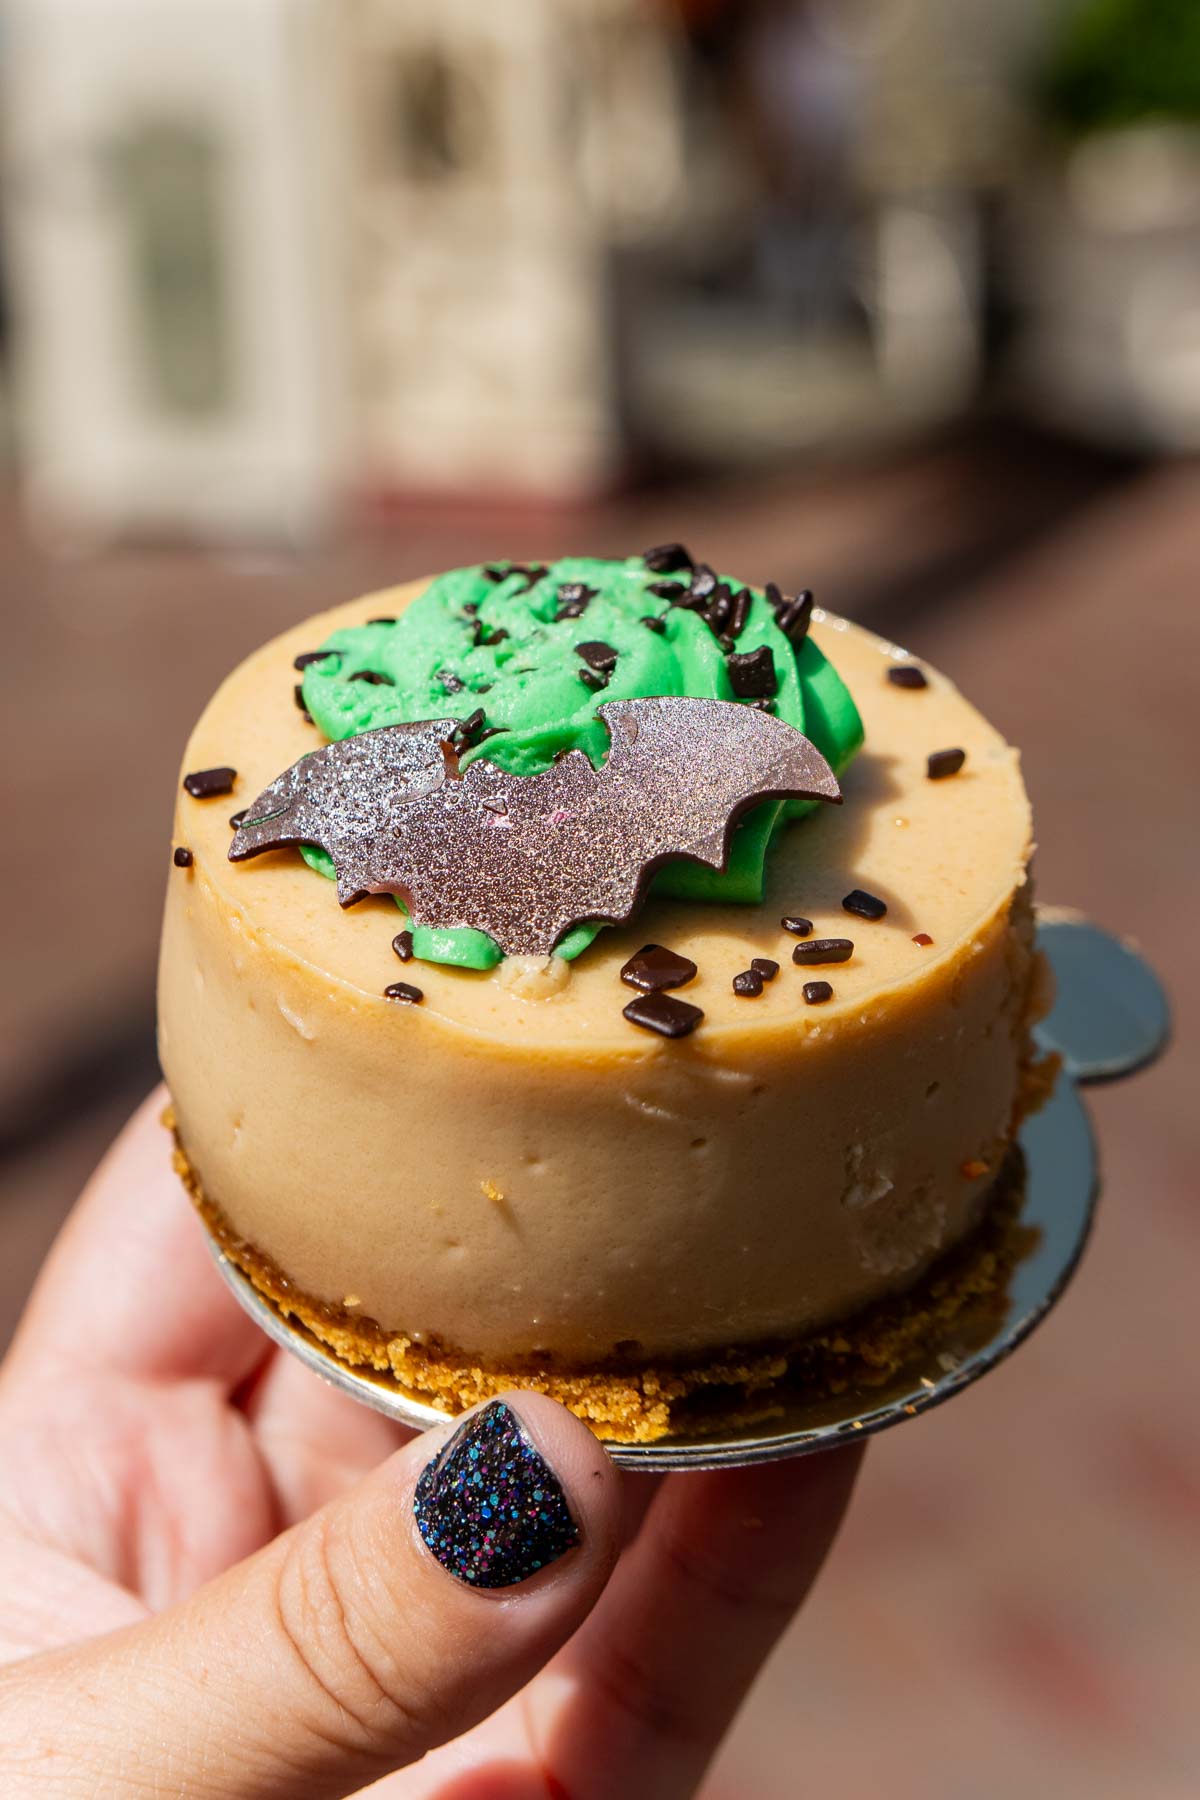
[298,556,863,969]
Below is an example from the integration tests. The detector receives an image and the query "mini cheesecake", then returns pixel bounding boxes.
[159,567,1049,1441]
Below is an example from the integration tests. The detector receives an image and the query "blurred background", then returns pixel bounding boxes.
[0,0,1197,1793]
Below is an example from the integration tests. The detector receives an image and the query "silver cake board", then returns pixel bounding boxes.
[208,919,1169,1471]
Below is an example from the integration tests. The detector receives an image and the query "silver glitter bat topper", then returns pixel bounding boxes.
[229,696,841,957]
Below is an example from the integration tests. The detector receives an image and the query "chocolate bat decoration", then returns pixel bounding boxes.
[229,696,842,957]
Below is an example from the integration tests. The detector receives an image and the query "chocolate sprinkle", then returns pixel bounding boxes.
[774,589,814,645]
[482,565,508,582]
[733,968,764,997]
[368,615,396,625]
[349,669,395,686]
[781,916,813,937]
[913,932,934,947]
[229,809,247,830]
[642,542,692,574]
[640,614,667,633]
[451,708,487,749]
[706,584,733,636]
[689,563,718,602]
[575,641,619,675]
[842,888,888,922]
[578,668,607,692]
[439,670,465,694]
[183,766,236,799]
[172,846,193,868]
[728,587,752,639]
[792,938,853,966]
[229,697,842,958]
[473,623,509,648]
[294,683,308,712]
[726,646,777,700]
[294,649,338,671]
[555,581,596,620]
[511,563,549,594]
[392,929,415,961]
[752,957,779,980]
[647,579,687,601]
[927,747,967,780]
[620,943,698,992]
[888,665,928,689]
[803,980,833,1004]
[622,992,704,1038]
[384,980,424,1004]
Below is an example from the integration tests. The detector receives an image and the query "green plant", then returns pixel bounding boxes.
[1039,0,1200,134]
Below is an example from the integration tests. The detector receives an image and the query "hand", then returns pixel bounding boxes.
[0,1091,860,1799]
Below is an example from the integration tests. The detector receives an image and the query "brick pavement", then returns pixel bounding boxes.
[1,442,1194,1795]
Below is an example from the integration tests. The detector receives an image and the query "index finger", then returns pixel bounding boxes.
[4,1086,264,1390]
[531,1447,864,1800]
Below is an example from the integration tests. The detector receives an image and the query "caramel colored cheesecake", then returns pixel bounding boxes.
[159,559,1046,1440]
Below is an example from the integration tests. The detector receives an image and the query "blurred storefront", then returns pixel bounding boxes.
[6,0,1196,547]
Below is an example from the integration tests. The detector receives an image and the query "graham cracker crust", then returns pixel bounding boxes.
[167,1109,1037,1444]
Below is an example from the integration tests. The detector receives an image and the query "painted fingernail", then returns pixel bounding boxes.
[414,1400,580,1588]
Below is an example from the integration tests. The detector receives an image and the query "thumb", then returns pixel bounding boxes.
[3,1395,620,1800]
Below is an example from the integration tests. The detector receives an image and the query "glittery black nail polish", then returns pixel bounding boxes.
[414,1401,580,1588]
